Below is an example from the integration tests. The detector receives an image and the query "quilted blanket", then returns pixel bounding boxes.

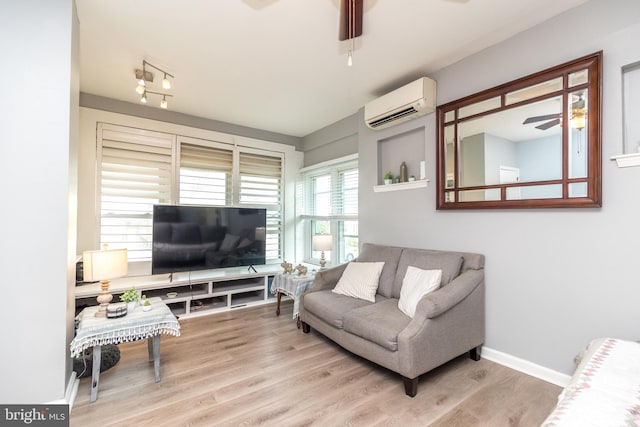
[541,338,640,427]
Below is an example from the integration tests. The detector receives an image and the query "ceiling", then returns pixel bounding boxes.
[75,0,588,138]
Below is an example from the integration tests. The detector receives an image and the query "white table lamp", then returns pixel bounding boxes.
[83,245,128,317]
[312,234,332,269]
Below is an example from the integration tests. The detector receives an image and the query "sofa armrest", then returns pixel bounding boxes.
[414,269,484,320]
[305,263,349,294]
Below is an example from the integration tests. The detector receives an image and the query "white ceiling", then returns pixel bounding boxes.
[76,0,588,138]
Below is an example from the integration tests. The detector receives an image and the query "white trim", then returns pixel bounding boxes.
[47,371,79,407]
[299,153,358,173]
[481,346,571,388]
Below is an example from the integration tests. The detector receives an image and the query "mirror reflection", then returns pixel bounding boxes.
[436,52,601,209]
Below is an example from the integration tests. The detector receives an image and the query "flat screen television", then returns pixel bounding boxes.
[152,204,267,275]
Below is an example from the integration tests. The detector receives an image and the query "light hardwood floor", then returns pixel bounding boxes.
[71,301,561,427]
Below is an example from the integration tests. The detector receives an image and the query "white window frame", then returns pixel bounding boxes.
[299,154,358,266]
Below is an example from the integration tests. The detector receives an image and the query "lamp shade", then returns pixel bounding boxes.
[83,248,128,282]
[312,234,333,252]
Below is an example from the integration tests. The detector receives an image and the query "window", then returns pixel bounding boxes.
[98,125,175,260]
[97,124,284,262]
[179,142,232,206]
[300,156,359,265]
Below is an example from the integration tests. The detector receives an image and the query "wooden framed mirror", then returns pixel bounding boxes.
[436,52,602,209]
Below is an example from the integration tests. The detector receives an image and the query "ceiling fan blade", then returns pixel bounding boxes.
[339,0,363,41]
[523,113,561,125]
[535,119,561,130]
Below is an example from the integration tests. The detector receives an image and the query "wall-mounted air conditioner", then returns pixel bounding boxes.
[364,77,436,130]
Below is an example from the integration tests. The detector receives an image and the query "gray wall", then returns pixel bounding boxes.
[80,93,304,151]
[357,0,640,375]
[0,0,78,402]
[302,113,358,167]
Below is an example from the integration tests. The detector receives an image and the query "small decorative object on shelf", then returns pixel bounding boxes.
[400,161,408,182]
[383,171,393,185]
[106,302,127,318]
[119,287,139,313]
[281,261,293,274]
[409,175,416,181]
[295,264,308,277]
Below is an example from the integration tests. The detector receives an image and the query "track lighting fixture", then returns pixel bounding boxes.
[134,60,174,108]
[141,90,172,108]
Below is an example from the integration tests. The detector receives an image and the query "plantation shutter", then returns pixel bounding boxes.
[238,151,283,260]
[179,142,233,205]
[99,124,175,260]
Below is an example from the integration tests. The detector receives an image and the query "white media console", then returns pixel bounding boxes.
[75,264,281,318]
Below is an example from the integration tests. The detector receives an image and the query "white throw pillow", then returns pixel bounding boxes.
[332,262,385,302]
[398,266,442,318]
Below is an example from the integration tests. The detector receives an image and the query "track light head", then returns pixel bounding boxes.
[160,96,168,109]
[162,74,171,90]
[140,92,147,103]
[135,84,145,95]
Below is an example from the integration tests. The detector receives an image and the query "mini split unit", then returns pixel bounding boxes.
[364,77,437,130]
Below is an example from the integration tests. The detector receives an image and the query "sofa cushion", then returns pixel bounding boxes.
[303,290,379,328]
[398,266,442,318]
[392,249,463,298]
[332,262,385,302]
[342,299,411,352]
[357,243,403,298]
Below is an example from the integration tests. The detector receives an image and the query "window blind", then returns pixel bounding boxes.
[301,159,358,220]
[99,124,175,260]
[179,142,233,205]
[239,151,283,260]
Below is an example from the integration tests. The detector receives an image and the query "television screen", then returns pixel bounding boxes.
[152,205,267,275]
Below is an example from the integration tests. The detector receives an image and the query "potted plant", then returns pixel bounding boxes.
[142,296,152,312]
[409,175,416,182]
[383,171,394,185]
[119,287,139,312]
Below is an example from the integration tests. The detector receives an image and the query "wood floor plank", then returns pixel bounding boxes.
[70,301,561,427]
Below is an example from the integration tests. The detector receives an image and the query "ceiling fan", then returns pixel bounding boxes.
[522,93,586,130]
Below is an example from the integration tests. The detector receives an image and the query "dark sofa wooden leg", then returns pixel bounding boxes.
[402,376,418,397]
[469,346,481,361]
[301,321,310,333]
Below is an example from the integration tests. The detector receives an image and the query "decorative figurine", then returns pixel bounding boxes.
[281,261,293,274]
[295,264,308,277]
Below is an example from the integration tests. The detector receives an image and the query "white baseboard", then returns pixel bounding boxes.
[45,372,78,407]
[481,346,571,388]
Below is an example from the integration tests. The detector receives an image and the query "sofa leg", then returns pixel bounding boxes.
[402,376,418,397]
[469,346,481,361]
[301,321,310,333]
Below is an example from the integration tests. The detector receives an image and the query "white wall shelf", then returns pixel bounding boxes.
[373,179,429,193]
[611,152,640,168]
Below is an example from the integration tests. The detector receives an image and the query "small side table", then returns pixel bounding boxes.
[271,273,315,327]
[70,297,180,402]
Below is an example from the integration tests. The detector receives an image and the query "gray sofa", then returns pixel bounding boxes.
[300,243,485,397]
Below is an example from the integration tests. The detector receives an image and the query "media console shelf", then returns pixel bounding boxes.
[75,264,281,318]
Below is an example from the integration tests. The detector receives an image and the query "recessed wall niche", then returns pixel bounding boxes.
[377,127,426,184]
